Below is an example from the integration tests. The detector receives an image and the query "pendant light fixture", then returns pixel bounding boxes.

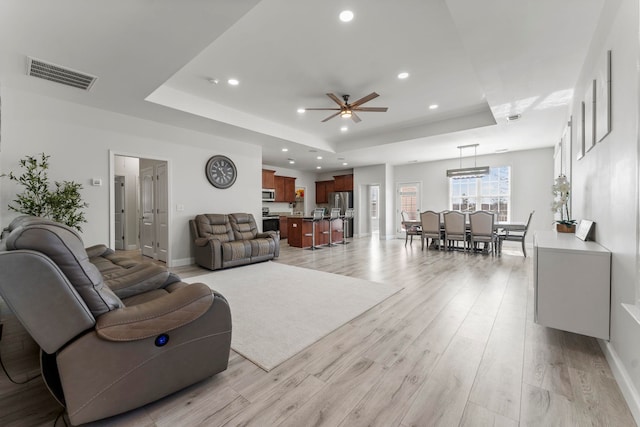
[446,144,490,179]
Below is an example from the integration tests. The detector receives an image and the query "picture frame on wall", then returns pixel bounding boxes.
[577,101,585,160]
[585,79,596,152]
[595,50,612,143]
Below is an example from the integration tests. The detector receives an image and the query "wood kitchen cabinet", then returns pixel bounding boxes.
[315,180,334,204]
[279,216,288,239]
[275,176,295,202]
[333,174,353,191]
[262,169,276,189]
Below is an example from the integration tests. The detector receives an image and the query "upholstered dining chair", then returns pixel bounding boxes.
[401,210,421,247]
[443,211,467,251]
[500,210,534,257]
[469,211,497,255]
[420,210,442,251]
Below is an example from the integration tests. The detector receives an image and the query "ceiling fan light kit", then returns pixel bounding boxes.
[305,92,388,122]
[446,144,490,179]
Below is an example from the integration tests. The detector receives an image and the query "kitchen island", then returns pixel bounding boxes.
[287,216,344,248]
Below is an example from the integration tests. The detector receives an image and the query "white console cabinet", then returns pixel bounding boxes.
[534,230,611,339]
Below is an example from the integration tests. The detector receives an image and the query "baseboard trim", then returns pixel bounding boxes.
[172,257,194,267]
[126,244,138,250]
[599,336,640,425]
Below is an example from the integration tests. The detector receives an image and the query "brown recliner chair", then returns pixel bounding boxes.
[0,220,231,425]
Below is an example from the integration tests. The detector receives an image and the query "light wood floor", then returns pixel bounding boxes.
[0,237,636,426]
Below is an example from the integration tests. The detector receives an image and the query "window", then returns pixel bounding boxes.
[450,166,511,221]
[397,182,421,232]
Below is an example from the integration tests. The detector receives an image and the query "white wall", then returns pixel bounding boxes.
[394,148,555,243]
[0,86,262,266]
[569,0,640,419]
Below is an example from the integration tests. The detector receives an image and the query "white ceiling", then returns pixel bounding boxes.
[0,0,605,172]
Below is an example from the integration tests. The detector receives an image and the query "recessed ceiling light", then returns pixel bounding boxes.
[297,108,305,113]
[342,162,348,166]
[316,156,323,160]
[282,148,289,152]
[227,78,239,86]
[429,104,439,110]
[316,166,322,169]
[288,159,295,164]
[398,72,409,79]
[339,10,354,22]
[340,126,348,132]
[507,114,521,121]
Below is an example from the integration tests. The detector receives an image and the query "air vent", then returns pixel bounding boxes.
[26,57,97,91]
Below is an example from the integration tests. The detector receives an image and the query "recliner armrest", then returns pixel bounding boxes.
[195,237,219,247]
[85,244,112,258]
[95,283,214,341]
[257,231,276,239]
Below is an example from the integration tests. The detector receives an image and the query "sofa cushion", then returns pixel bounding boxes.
[229,213,258,240]
[195,214,234,242]
[221,240,251,262]
[249,238,275,258]
[6,223,124,317]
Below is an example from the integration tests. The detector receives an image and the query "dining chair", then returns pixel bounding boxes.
[420,210,442,251]
[443,211,467,251]
[500,210,534,257]
[401,210,421,247]
[469,211,497,255]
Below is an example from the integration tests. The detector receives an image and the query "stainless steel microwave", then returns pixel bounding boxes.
[262,189,275,201]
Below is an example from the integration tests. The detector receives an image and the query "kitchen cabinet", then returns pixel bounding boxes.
[262,169,276,189]
[275,176,295,202]
[287,216,343,248]
[279,216,288,239]
[315,180,334,204]
[333,174,353,191]
[533,230,611,339]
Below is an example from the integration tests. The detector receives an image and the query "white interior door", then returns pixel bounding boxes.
[156,162,169,263]
[114,176,125,250]
[140,166,155,259]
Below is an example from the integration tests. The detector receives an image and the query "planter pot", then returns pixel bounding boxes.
[556,223,576,233]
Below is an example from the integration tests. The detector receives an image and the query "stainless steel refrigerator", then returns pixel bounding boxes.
[329,191,354,237]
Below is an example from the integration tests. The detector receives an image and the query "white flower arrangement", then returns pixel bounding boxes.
[551,174,575,226]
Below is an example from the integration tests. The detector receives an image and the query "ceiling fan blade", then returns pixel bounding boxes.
[353,107,388,112]
[304,108,341,111]
[350,92,379,108]
[350,111,362,123]
[326,93,346,107]
[321,111,341,122]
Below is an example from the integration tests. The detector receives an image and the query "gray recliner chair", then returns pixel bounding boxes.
[0,219,232,425]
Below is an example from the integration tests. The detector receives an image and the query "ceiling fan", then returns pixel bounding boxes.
[305,92,388,123]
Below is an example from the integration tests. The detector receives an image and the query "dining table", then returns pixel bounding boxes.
[402,220,527,254]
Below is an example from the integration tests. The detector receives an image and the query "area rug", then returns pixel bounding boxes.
[187,262,402,371]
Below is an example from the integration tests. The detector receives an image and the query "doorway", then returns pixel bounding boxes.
[110,153,170,265]
[369,185,380,238]
[396,182,421,238]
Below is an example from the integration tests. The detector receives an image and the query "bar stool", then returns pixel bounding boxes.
[304,208,325,250]
[327,208,341,246]
[340,208,354,244]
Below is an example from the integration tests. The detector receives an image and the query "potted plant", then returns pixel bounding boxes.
[551,174,576,233]
[2,153,88,231]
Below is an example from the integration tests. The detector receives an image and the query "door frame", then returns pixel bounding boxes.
[395,181,422,239]
[108,150,173,266]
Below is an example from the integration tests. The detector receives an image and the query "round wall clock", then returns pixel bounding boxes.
[205,155,237,189]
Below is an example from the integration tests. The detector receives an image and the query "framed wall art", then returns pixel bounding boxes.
[595,50,612,143]
[585,79,596,152]
[576,101,585,160]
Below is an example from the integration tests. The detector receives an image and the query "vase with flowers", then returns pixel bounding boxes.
[551,174,576,232]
